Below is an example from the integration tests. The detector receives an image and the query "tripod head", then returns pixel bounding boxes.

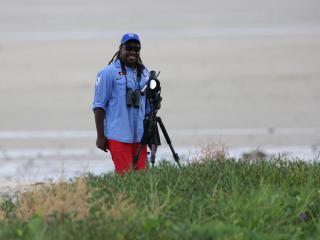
[144,70,162,111]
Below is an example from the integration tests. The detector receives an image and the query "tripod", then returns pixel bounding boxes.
[133,115,181,169]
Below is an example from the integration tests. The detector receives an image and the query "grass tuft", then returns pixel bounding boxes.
[16,177,90,221]
[193,142,228,163]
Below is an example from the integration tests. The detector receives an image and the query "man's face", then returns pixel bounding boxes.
[119,40,141,66]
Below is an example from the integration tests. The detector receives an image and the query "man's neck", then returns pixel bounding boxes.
[119,58,136,69]
[127,65,136,70]
[125,62,136,69]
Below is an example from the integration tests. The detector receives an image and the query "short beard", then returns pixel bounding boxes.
[121,57,137,68]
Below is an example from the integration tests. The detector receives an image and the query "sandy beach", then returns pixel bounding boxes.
[0,0,320,189]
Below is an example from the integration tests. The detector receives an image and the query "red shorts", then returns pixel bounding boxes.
[107,139,147,175]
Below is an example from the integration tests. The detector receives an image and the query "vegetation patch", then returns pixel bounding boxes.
[0,147,319,239]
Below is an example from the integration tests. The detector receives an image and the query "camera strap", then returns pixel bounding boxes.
[120,60,141,92]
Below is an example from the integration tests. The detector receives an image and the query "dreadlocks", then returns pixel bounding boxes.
[108,50,145,80]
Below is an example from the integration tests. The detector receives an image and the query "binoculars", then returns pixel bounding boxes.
[126,88,141,108]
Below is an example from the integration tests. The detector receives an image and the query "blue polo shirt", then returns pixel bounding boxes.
[92,60,149,143]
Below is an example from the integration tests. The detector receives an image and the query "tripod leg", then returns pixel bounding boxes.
[132,144,144,169]
[156,117,181,168]
[150,144,156,167]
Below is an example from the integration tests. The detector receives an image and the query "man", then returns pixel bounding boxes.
[92,33,149,175]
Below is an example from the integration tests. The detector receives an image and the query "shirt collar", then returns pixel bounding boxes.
[114,59,121,69]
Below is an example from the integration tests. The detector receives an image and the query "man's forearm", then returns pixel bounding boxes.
[94,108,106,137]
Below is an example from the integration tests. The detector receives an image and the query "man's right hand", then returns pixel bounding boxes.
[96,136,108,152]
[94,108,108,152]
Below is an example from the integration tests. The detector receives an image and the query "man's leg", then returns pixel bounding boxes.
[107,139,133,175]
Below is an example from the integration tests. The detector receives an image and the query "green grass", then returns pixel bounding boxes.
[0,157,320,239]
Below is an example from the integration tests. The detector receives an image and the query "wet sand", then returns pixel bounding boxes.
[0,0,320,190]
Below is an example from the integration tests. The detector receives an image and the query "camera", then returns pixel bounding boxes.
[143,70,162,111]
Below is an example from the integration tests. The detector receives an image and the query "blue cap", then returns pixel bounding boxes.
[120,33,141,45]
